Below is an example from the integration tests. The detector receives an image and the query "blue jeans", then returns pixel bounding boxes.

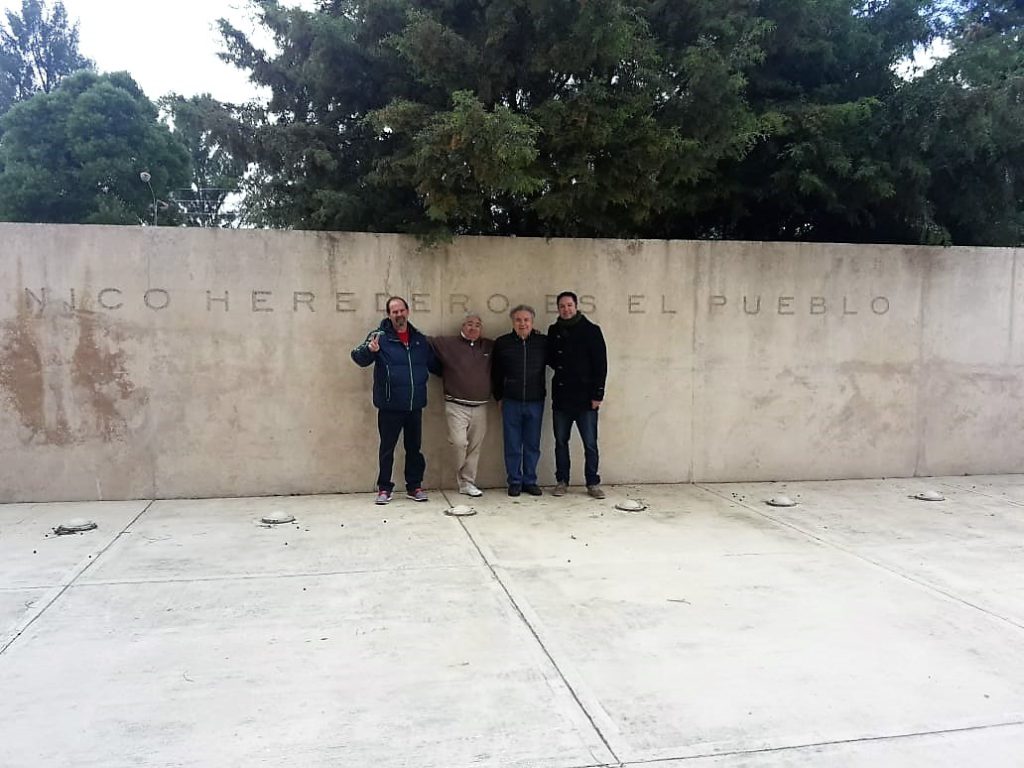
[502,400,544,486]
[377,409,425,492]
[553,408,600,486]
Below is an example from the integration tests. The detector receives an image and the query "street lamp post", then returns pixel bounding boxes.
[139,170,157,226]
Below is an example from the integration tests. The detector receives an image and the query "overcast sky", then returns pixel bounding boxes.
[2,0,315,103]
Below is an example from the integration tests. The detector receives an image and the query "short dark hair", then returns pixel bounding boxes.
[556,291,578,307]
[386,296,409,312]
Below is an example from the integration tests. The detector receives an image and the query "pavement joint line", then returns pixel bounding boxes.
[695,483,1024,634]
[441,489,624,767]
[0,499,155,656]
[66,562,486,587]
[618,717,1024,764]
[937,480,1024,509]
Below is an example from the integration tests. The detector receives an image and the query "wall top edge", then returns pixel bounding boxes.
[0,221,1014,256]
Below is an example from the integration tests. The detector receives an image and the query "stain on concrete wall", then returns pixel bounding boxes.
[0,310,60,443]
[71,310,145,441]
[0,299,146,446]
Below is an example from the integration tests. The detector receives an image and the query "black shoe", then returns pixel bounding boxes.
[523,484,543,496]
[507,484,522,497]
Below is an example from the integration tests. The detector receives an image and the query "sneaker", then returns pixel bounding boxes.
[374,489,392,505]
[460,483,484,497]
[507,484,522,497]
[586,484,606,499]
[523,484,543,496]
[407,488,429,502]
[552,482,568,497]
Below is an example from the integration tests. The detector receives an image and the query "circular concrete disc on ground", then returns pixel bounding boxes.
[54,518,97,534]
[614,499,647,511]
[913,490,946,502]
[766,495,797,507]
[261,511,296,524]
[445,505,477,517]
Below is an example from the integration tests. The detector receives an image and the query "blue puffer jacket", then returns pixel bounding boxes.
[351,319,439,411]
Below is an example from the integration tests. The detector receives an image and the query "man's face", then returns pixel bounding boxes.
[557,295,578,320]
[461,316,482,341]
[388,300,409,330]
[512,311,533,338]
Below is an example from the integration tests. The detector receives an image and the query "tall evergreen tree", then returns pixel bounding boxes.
[898,0,1023,245]
[216,0,1020,245]
[217,0,779,238]
[0,0,93,116]
[672,0,935,242]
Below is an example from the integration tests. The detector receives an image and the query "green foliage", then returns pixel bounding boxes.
[0,71,190,225]
[0,46,17,116]
[216,0,1022,245]
[897,0,1023,245]
[368,90,544,227]
[160,93,247,227]
[671,0,935,242]
[0,0,93,116]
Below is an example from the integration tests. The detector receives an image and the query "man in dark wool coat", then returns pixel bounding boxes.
[547,291,608,499]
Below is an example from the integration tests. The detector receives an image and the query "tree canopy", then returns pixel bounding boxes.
[160,93,247,228]
[896,0,1023,245]
[0,0,1016,243]
[212,0,1021,245]
[0,0,93,116]
[0,71,189,225]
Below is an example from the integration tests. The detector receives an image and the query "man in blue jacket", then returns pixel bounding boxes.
[351,296,439,504]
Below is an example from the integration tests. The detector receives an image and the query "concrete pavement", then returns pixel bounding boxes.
[2,477,1024,767]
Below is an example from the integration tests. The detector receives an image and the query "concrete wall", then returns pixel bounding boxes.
[0,223,1021,502]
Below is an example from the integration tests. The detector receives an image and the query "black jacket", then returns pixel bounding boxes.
[491,330,548,402]
[547,314,607,411]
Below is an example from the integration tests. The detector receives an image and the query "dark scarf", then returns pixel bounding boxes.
[555,313,584,328]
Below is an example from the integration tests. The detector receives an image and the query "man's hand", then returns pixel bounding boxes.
[368,334,381,353]
[591,400,602,411]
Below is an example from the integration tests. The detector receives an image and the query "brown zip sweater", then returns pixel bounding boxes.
[429,335,495,405]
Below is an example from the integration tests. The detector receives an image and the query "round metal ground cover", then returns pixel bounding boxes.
[445,505,477,517]
[261,511,296,524]
[614,499,647,512]
[54,518,97,535]
[913,490,945,502]
[766,495,797,507]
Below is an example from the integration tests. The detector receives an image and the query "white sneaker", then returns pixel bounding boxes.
[461,483,484,497]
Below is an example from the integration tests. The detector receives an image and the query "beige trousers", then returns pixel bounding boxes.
[445,401,488,489]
